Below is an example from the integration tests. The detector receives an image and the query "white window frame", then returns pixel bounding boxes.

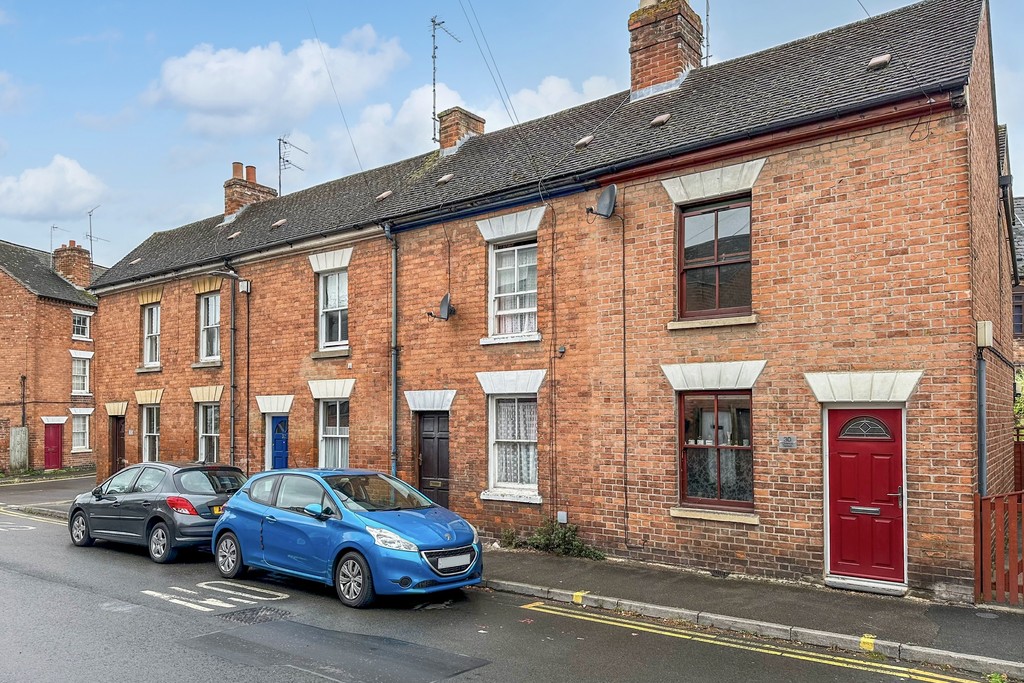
[71,358,90,395]
[318,270,349,350]
[142,405,160,462]
[487,394,540,496]
[318,399,350,468]
[198,293,221,362]
[197,402,219,463]
[486,241,539,342]
[71,415,90,452]
[71,309,93,341]
[143,304,161,367]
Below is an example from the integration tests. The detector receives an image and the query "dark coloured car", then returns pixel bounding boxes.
[69,462,247,563]
[212,469,482,608]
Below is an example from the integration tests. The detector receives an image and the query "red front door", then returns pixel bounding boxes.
[828,409,904,583]
[44,424,63,470]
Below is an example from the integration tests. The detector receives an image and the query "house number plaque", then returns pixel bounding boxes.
[778,435,798,449]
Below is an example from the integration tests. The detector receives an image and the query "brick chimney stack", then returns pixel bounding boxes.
[53,240,92,288]
[224,161,278,216]
[438,107,485,155]
[629,0,703,100]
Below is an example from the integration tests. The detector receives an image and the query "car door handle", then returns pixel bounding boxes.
[266,516,277,524]
[141,502,151,508]
[112,502,121,508]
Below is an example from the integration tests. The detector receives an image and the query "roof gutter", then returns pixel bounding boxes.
[999,174,1019,286]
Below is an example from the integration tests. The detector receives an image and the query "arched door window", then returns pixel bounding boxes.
[838,416,892,440]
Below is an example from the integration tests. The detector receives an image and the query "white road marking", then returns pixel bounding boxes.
[141,590,214,612]
[228,597,257,604]
[196,580,289,601]
[284,665,345,682]
[170,586,199,595]
[0,523,35,531]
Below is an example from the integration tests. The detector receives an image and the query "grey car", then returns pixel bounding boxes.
[69,462,247,563]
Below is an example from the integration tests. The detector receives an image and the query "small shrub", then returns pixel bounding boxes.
[500,527,521,549]
[521,519,605,560]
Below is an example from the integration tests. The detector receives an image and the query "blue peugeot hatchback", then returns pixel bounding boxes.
[211,469,482,607]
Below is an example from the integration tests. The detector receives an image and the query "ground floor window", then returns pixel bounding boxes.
[489,395,538,492]
[680,391,753,508]
[197,403,219,462]
[72,415,89,451]
[143,405,160,462]
[319,400,349,468]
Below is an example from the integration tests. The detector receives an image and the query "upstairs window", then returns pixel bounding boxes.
[490,242,537,336]
[143,304,161,367]
[319,271,349,350]
[71,358,90,395]
[1014,291,1024,338]
[679,199,751,318]
[199,293,221,361]
[71,311,92,340]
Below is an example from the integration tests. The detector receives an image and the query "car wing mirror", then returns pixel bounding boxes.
[92,486,103,498]
[303,503,325,519]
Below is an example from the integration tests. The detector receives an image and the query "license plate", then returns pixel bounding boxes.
[437,553,470,569]
[211,505,223,515]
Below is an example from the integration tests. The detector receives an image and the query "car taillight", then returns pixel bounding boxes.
[167,496,198,515]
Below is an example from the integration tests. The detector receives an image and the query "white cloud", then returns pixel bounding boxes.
[0,156,105,220]
[144,25,407,136]
[479,75,620,128]
[0,71,23,111]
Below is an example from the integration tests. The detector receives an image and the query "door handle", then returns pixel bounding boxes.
[112,502,121,508]
[266,516,277,524]
[887,485,903,509]
[141,502,151,508]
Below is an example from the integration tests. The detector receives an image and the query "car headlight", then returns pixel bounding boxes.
[366,526,418,552]
[469,523,479,545]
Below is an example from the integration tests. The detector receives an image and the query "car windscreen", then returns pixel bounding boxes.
[323,473,433,512]
[173,469,247,496]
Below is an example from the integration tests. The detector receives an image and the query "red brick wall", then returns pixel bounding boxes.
[94,236,392,482]
[966,9,1016,496]
[0,269,96,471]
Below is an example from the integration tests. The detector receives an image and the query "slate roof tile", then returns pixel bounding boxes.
[0,240,100,307]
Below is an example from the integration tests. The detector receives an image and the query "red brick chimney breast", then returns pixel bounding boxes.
[53,239,92,288]
[629,0,703,99]
[224,162,278,216]
[438,107,485,154]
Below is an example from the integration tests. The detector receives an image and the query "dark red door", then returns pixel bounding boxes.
[44,424,63,470]
[828,409,904,583]
[419,413,450,508]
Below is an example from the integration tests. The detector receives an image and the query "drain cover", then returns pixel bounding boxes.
[219,606,291,625]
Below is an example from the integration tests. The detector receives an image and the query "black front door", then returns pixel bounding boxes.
[419,412,450,508]
[110,416,126,473]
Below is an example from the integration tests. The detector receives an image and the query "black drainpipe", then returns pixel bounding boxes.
[384,223,398,477]
[20,375,26,426]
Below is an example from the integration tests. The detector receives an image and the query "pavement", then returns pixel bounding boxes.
[4,475,1022,680]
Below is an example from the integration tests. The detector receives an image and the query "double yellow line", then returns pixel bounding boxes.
[0,507,67,526]
[521,601,981,683]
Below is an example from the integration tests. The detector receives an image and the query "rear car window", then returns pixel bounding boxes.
[173,469,246,496]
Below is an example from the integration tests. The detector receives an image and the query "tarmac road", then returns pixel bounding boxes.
[0,505,989,683]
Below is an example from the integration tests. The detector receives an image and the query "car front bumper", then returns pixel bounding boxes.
[367,543,483,595]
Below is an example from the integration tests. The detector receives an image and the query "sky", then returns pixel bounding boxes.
[0,0,1022,268]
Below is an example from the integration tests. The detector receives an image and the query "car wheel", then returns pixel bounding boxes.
[335,552,375,608]
[215,532,247,579]
[148,522,177,564]
[69,511,94,547]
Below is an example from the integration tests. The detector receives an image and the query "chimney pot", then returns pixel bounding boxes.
[232,162,244,179]
[69,239,76,247]
[52,241,92,287]
[245,165,256,183]
[224,162,278,217]
[629,0,703,99]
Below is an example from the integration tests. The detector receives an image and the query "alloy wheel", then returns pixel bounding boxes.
[338,559,363,600]
[150,527,167,559]
[71,515,85,543]
[218,537,237,574]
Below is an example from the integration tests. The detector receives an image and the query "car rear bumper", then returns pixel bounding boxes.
[368,544,483,595]
[172,516,218,548]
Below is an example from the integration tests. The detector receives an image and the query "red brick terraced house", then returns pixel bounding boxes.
[91,0,1017,602]
[0,239,105,472]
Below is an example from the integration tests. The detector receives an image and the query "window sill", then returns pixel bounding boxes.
[480,489,543,505]
[667,314,758,331]
[669,507,759,525]
[71,336,92,343]
[480,332,543,346]
[191,360,223,369]
[71,392,93,398]
[71,448,92,454]
[312,348,351,360]
[136,365,162,374]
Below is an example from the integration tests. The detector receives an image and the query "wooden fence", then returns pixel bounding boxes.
[974,490,1024,606]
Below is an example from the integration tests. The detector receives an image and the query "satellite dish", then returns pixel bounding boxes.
[591,184,618,218]
[436,292,456,321]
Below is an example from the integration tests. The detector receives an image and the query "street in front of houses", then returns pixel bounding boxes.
[0,502,992,683]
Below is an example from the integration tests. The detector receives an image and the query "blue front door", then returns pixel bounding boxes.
[271,417,288,470]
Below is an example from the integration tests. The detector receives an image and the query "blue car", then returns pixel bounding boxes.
[211,468,482,608]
